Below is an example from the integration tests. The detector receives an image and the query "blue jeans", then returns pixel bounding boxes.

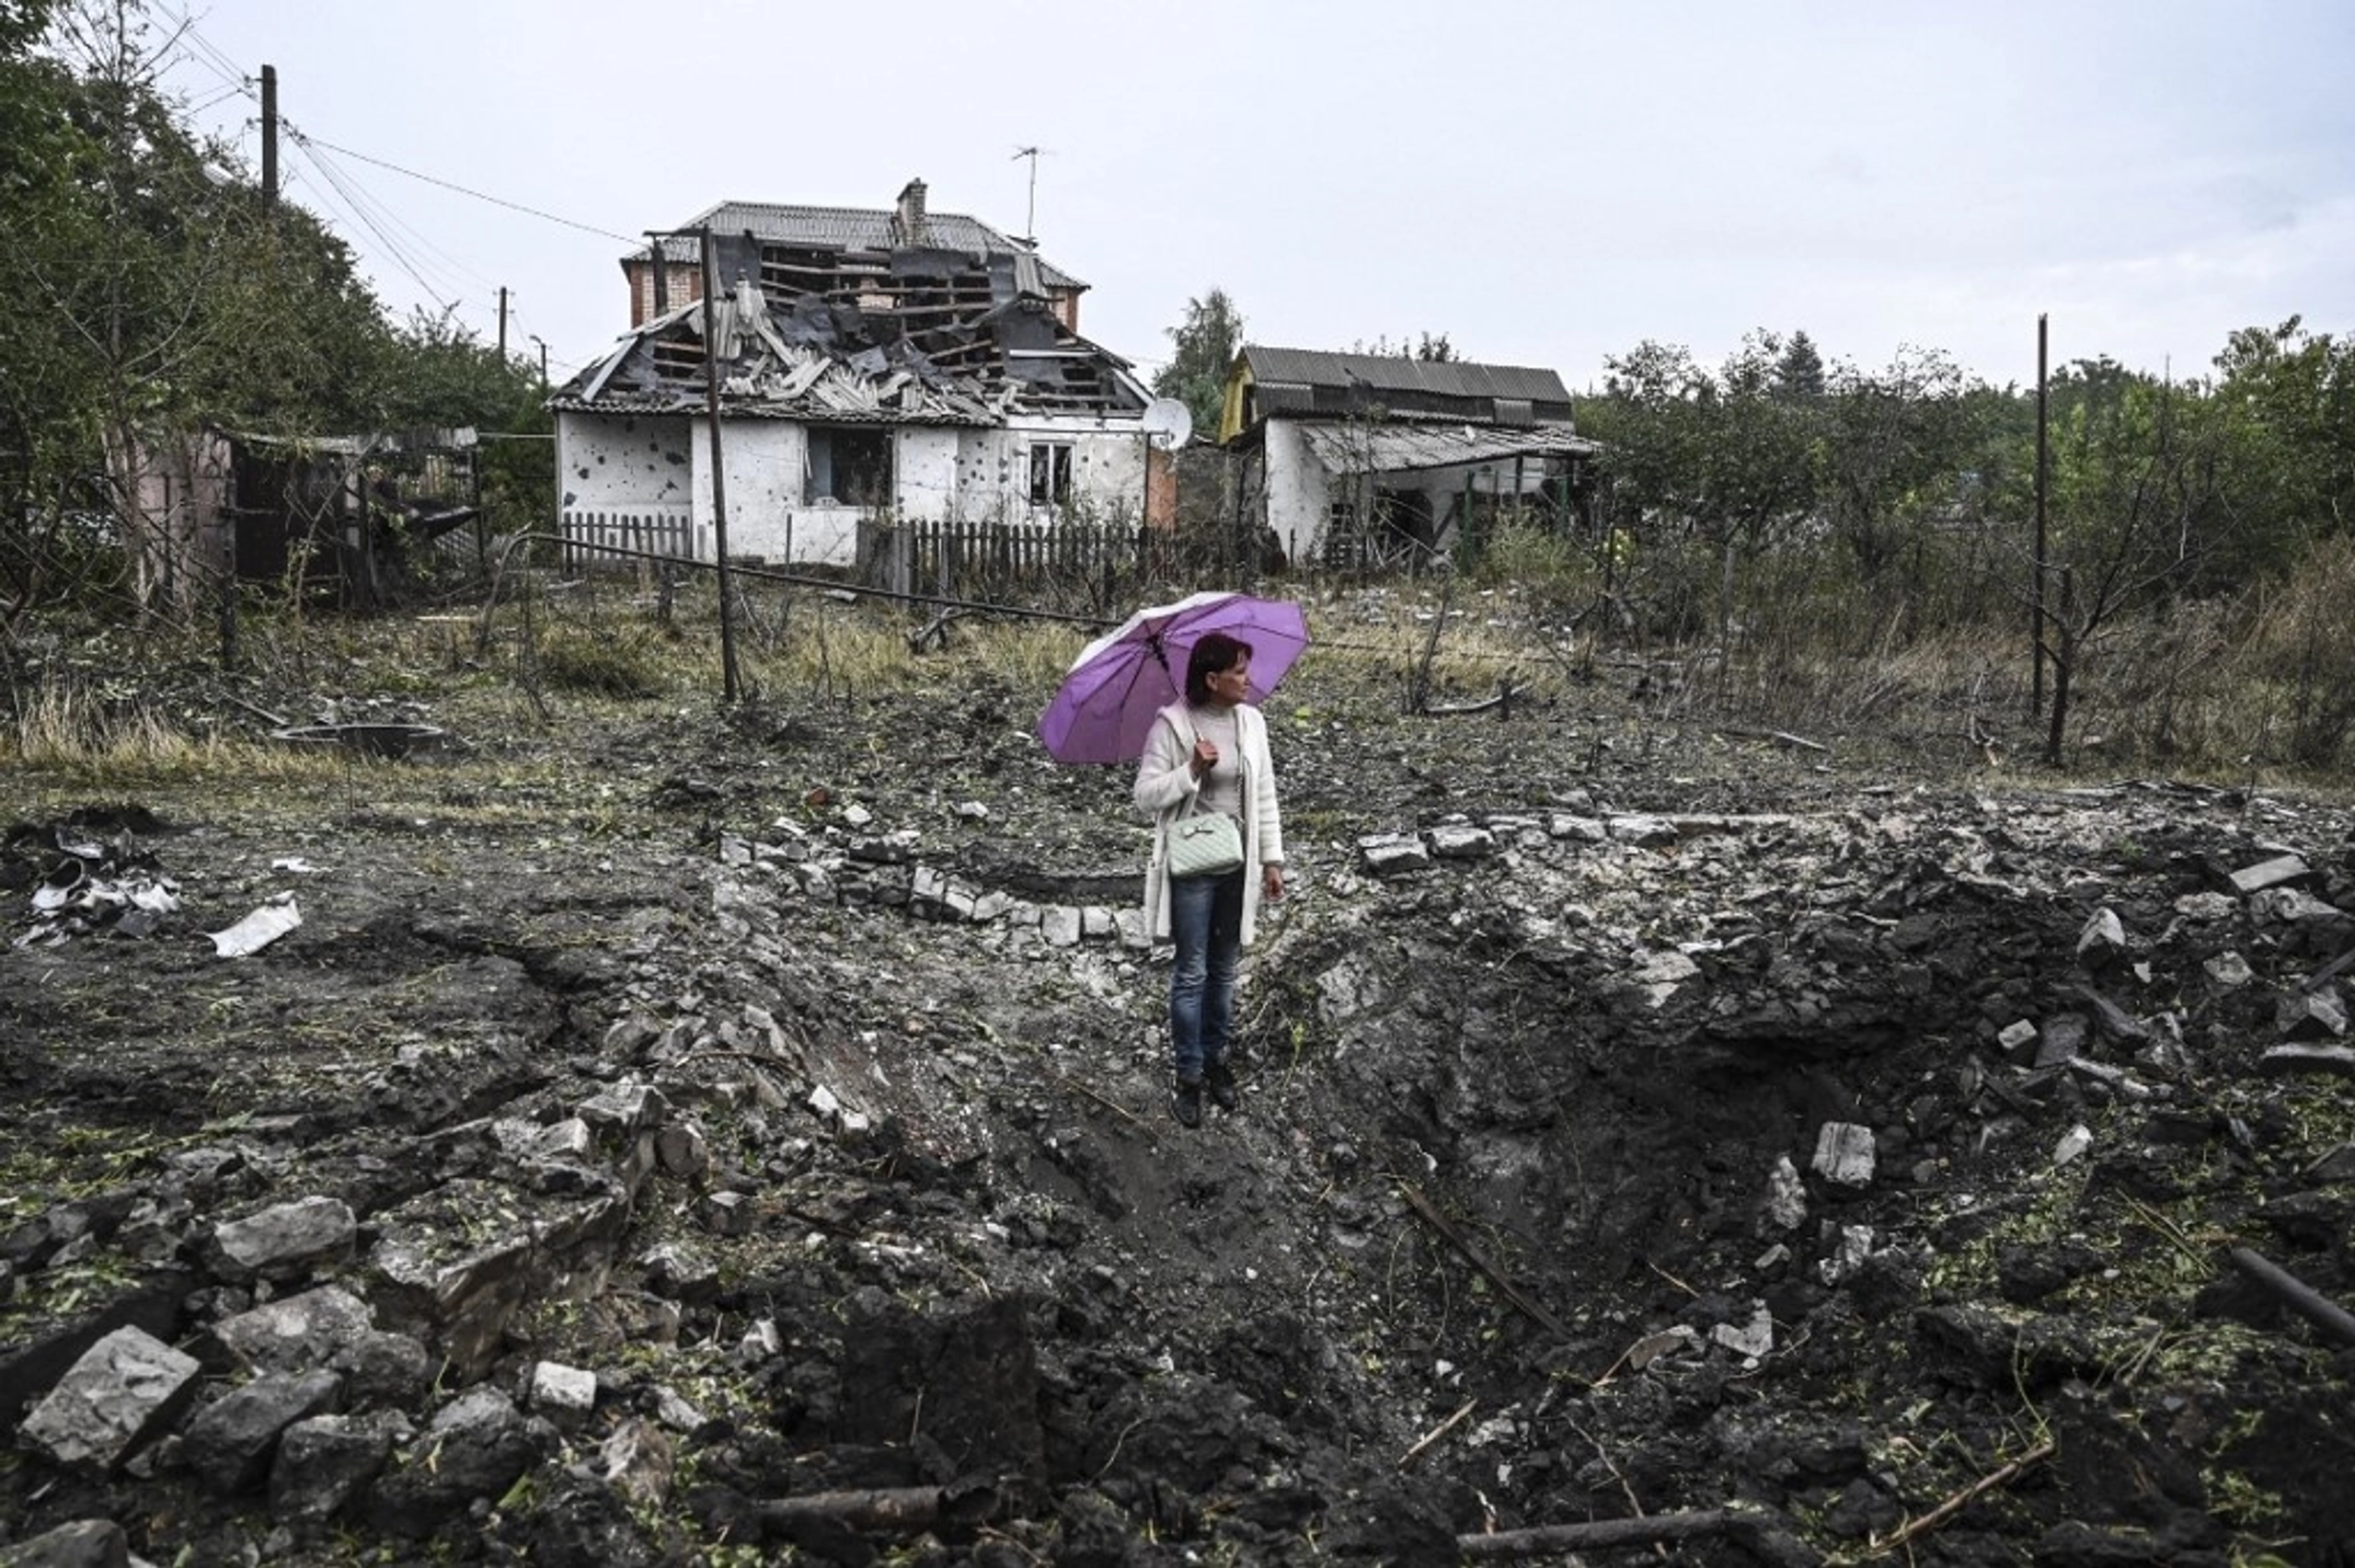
[1168,864,1245,1082]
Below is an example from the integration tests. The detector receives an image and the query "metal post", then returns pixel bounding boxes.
[698,229,740,702]
[2032,314,2049,718]
[219,464,238,671]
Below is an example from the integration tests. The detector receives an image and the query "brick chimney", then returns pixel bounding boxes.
[894,178,929,246]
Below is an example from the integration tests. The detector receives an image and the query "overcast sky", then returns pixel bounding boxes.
[157,0,2352,400]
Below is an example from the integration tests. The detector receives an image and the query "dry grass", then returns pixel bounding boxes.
[4,681,352,785]
[11,545,2352,795]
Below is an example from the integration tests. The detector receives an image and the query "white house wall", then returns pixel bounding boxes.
[559,412,695,517]
[557,409,1152,569]
[1262,419,1330,565]
[895,428,960,524]
[1259,418,1562,561]
[557,411,706,565]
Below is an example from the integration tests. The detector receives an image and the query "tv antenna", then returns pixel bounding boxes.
[1010,144,1051,241]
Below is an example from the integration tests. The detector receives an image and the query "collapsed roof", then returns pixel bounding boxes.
[556,191,1145,426]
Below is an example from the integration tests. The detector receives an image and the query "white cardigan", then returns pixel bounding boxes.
[1132,700,1285,944]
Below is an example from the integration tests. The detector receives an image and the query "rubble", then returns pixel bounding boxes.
[5,650,2355,1566]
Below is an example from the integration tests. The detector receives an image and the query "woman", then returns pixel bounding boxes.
[1133,631,1286,1127]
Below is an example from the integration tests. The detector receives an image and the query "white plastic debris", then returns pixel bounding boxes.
[2051,1123,2095,1167]
[208,893,301,957]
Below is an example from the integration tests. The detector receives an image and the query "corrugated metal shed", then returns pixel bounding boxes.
[1300,422,1598,475]
[642,201,1085,292]
[1242,347,1569,406]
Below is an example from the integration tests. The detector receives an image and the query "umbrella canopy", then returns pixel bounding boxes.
[1038,590,1310,764]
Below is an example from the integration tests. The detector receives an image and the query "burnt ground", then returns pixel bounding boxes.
[4,608,2355,1568]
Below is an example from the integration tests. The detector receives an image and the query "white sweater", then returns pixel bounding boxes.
[1132,699,1286,944]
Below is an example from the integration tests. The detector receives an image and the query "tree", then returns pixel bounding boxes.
[2209,317,2355,574]
[1773,331,1826,400]
[1152,287,1244,444]
[2034,364,2234,761]
[1818,346,1974,586]
[1348,331,1458,361]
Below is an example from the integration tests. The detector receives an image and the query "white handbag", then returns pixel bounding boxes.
[1166,800,1244,878]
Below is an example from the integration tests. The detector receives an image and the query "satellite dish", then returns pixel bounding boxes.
[1141,397,1194,451]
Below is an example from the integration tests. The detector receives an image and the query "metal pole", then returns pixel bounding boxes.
[259,65,277,208]
[219,466,238,671]
[2032,313,2048,718]
[698,229,741,703]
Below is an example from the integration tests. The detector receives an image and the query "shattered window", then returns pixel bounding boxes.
[808,428,891,507]
[1028,442,1073,507]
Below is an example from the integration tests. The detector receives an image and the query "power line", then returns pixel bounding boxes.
[288,125,502,297]
[283,130,638,245]
[146,0,256,101]
[283,133,461,315]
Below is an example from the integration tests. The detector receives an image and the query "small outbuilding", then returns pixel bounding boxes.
[1217,345,1599,569]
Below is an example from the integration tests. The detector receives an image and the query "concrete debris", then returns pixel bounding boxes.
[1765,1154,1808,1230]
[1606,814,1680,846]
[2051,1124,2095,1167]
[0,1519,132,1567]
[2075,906,2128,957]
[2035,1013,2088,1068]
[207,1196,357,1283]
[269,1413,397,1528]
[2258,1044,2355,1078]
[19,1326,201,1471]
[1810,1123,1877,1188]
[527,1361,597,1429]
[1710,1302,1775,1361]
[1359,833,1432,875]
[1426,821,1497,860]
[182,1369,344,1493]
[597,1416,676,1508]
[2277,989,2351,1039]
[8,750,2355,1564]
[367,1387,547,1538]
[1625,1325,1705,1370]
[1818,1224,1875,1287]
[2230,853,2310,895]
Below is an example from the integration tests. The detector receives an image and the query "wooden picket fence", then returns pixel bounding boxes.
[860,513,1144,599]
[557,508,698,573]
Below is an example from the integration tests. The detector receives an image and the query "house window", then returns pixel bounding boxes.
[807,428,890,507]
[1028,441,1074,507]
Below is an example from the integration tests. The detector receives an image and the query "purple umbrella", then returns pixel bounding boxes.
[1038,590,1310,764]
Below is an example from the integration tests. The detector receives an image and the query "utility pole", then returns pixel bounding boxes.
[259,63,277,208]
[528,334,547,387]
[2031,314,2049,719]
[498,285,509,360]
[696,229,740,702]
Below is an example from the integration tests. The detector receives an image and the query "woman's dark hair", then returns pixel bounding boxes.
[1185,632,1254,705]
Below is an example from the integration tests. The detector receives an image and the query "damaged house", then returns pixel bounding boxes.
[549,180,1167,574]
[1218,345,1599,569]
